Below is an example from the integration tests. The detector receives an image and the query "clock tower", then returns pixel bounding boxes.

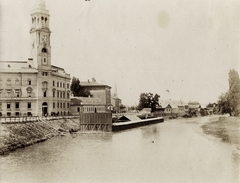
[30,0,51,69]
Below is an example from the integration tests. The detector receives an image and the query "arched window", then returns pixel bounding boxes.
[28,79,31,85]
[42,48,47,53]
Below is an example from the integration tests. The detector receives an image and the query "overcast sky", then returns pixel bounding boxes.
[0,0,239,106]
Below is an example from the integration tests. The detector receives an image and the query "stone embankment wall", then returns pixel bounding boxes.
[0,118,80,155]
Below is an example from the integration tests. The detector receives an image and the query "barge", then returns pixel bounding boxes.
[112,115,164,131]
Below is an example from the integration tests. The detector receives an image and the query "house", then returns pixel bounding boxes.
[80,78,112,112]
[0,1,71,117]
[70,97,107,115]
[188,101,201,116]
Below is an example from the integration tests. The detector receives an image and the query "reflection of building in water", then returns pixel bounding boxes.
[0,1,71,117]
[141,125,160,140]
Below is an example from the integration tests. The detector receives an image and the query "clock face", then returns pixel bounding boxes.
[42,34,48,43]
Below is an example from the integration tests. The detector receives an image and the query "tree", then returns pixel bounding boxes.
[228,69,240,116]
[138,93,160,112]
[218,92,231,115]
[218,69,240,116]
[70,77,91,97]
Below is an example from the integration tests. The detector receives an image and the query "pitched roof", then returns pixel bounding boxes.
[117,115,141,122]
[71,97,104,105]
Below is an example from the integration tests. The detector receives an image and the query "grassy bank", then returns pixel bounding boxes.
[201,116,240,150]
[0,118,80,155]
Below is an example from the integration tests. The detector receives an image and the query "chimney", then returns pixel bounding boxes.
[92,78,96,82]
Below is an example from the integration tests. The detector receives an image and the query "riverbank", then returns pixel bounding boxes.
[201,116,240,152]
[0,118,80,155]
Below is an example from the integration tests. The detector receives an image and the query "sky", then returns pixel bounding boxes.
[0,0,239,106]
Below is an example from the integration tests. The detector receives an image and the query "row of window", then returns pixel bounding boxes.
[2,102,32,109]
[53,102,70,109]
[0,78,32,85]
[0,112,32,117]
[53,91,70,99]
[77,106,105,113]
[0,88,32,98]
[53,81,69,89]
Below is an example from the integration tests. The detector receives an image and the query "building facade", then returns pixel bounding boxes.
[80,78,112,112]
[0,0,71,117]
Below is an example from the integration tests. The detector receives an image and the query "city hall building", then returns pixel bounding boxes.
[0,1,71,117]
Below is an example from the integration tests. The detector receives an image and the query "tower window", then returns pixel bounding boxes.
[41,16,44,20]
[28,79,31,85]
[45,17,47,23]
[43,91,47,97]
[42,48,47,53]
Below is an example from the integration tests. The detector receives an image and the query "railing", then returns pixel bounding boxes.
[0,115,80,124]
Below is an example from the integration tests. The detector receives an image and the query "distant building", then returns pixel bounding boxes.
[0,1,71,117]
[188,101,201,115]
[111,83,122,113]
[80,78,112,112]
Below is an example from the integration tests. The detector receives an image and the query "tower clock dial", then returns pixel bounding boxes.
[42,34,48,43]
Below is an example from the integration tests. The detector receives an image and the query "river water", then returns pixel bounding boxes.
[0,117,239,183]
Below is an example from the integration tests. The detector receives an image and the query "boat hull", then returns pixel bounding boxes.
[112,117,164,131]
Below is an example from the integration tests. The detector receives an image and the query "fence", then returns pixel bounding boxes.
[0,115,79,124]
[79,113,112,132]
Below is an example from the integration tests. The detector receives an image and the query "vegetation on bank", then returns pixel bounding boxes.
[217,69,240,116]
[0,118,80,155]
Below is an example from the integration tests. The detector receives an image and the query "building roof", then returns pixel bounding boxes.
[71,97,104,105]
[80,78,111,88]
[159,99,187,108]
[0,60,38,73]
[117,115,141,122]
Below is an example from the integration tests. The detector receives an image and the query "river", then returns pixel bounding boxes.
[0,117,239,183]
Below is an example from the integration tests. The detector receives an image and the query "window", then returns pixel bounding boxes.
[7,103,11,109]
[7,89,11,97]
[28,102,31,109]
[15,79,20,85]
[0,112,2,117]
[15,89,20,97]
[60,103,62,108]
[43,91,46,97]
[63,103,65,108]
[27,112,32,116]
[53,81,55,86]
[53,91,55,98]
[28,79,31,85]
[67,84,69,88]
[7,78,11,85]
[77,107,80,112]
[15,112,20,117]
[53,102,55,108]
[60,82,62,87]
[67,93,70,99]
[57,91,59,98]
[63,92,65,98]
[7,112,11,117]
[63,83,65,88]
[57,82,59,87]
[60,92,62,98]
[57,103,59,108]
[15,102,19,109]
